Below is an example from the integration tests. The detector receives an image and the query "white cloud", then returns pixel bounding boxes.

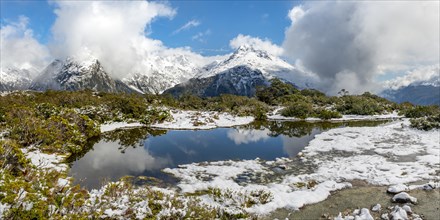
[50,0,177,78]
[0,16,51,75]
[227,128,271,145]
[229,34,283,56]
[283,1,440,94]
[287,5,304,23]
[173,19,200,34]
[71,140,171,188]
[192,29,211,43]
[384,65,440,90]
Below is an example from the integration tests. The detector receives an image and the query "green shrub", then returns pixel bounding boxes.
[140,108,173,125]
[316,109,342,120]
[403,105,440,118]
[5,106,99,155]
[281,101,313,119]
[335,95,388,115]
[300,89,326,97]
[0,140,29,176]
[410,113,440,130]
[256,78,298,105]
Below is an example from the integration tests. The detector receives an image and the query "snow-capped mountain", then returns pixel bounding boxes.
[381,72,440,106]
[165,65,268,97]
[122,54,203,94]
[2,45,314,96]
[197,45,315,89]
[164,45,313,97]
[198,45,293,77]
[0,67,35,91]
[30,57,135,93]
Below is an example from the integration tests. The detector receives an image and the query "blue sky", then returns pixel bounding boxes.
[1,0,297,55]
[1,1,438,94]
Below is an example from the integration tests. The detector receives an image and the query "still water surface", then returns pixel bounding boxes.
[69,120,388,189]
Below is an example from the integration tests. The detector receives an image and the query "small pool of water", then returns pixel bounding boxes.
[69,120,389,189]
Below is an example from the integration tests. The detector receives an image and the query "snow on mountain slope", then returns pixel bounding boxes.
[164,65,268,97]
[0,67,35,91]
[122,53,207,94]
[3,45,315,95]
[30,56,135,93]
[197,45,316,89]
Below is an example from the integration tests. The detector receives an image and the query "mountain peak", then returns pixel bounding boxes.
[228,45,274,64]
[65,55,99,68]
[236,44,255,52]
[233,44,269,56]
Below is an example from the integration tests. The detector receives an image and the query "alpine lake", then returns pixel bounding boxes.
[68,120,389,190]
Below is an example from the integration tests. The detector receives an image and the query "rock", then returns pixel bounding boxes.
[352,209,360,216]
[334,212,344,220]
[392,192,417,204]
[421,182,436,190]
[372,204,381,212]
[387,184,409,194]
[272,167,285,173]
[412,214,423,220]
[278,164,287,170]
[355,208,374,220]
[402,205,412,214]
[390,206,408,220]
[381,213,390,220]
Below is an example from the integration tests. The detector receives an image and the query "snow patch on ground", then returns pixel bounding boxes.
[302,119,439,185]
[0,203,10,218]
[303,119,438,156]
[152,110,254,130]
[100,122,144,133]
[267,107,402,121]
[22,148,68,172]
[164,158,351,215]
[57,178,70,187]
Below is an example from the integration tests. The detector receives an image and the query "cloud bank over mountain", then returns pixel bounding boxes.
[0,16,51,75]
[384,65,440,90]
[283,1,439,94]
[49,1,178,79]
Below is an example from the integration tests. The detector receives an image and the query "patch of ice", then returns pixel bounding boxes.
[152,110,254,130]
[100,122,144,133]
